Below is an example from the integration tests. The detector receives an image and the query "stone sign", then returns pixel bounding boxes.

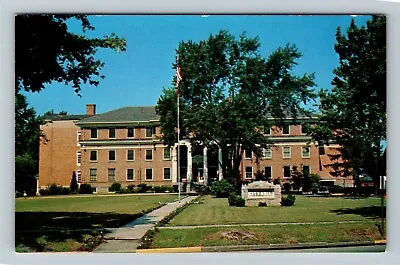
[241,181,281,206]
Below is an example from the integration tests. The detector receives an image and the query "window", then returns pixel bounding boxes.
[127,168,134,181]
[90,150,97,161]
[108,168,116,182]
[145,168,153,181]
[283,146,291,158]
[90,128,98,139]
[263,147,272,159]
[302,146,311,158]
[92,187,97,193]
[301,124,310,134]
[163,168,171,180]
[283,166,291,178]
[264,166,272,180]
[108,150,116,161]
[245,167,253,179]
[264,126,271,135]
[89,168,97,182]
[77,131,82,145]
[163,147,171,160]
[127,128,135,138]
[245,149,252,159]
[76,170,81,183]
[127,149,135,161]
[109,128,116,138]
[282,124,290,135]
[146,127,154,138]
[303,165,310,178]
[77,151,82,166]
[145,149,153,160]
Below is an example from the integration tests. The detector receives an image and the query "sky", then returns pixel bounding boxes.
[24,15,371,115]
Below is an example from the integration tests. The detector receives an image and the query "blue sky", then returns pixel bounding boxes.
[24,15,371,115]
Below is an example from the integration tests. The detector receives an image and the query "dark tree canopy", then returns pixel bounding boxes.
[156,30,316,185]
[15,15,126,96]
[311,16,386,191]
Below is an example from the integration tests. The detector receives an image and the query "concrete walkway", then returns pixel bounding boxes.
[92,196,197,253]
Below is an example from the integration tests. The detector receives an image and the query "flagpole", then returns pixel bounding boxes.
[176,55,181,203]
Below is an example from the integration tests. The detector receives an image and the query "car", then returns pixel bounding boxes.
[317,186,330,195]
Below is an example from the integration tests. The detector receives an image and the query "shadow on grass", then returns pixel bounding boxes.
[330,206,386,219]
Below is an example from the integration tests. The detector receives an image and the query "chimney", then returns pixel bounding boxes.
[86,104,96,116]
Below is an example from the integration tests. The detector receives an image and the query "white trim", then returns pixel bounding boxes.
[108,150,116,161]
[282,146,291,159]
[77,131,82,146]
[126,168,135,181]
[163,167,171,180]
[262,148,272,159]
[83,145,162,150]
[92,187,97,194]
[145,149,153,161]
[245,166,253,179]
[145,127,153,138]
[145,168,153,181]
[302,146,311,158]
[76,151,81,166]
[126,149,135,161]
[76,170,82,183]
[108,168,116,182]
[89,168,97,182]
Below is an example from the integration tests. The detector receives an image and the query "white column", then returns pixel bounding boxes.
[218,147,223,180]
[171,144,178,183]
[203,146,208,186]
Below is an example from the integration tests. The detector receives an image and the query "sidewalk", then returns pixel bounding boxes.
[92,196,197,253]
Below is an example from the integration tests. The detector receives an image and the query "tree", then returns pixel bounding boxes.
[311,16,386,192]
[70,171,79,192]
[15,15,126,193]
[156,30,316,186]
[15,15,126,96]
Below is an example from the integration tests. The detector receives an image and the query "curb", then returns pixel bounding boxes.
[136,240,386,253]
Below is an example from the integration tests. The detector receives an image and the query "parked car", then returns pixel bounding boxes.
[317,186,330,195]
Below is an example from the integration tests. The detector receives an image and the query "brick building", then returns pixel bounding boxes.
[38,104,353,193]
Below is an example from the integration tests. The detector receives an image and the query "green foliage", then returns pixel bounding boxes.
[191,183,211,195]
[281,194,296,207]
[273,178,281,185]
[137,184,151,193]
[79,184,93,194]
[109,182,122,192]
[127,185,136,192]
[70,171,79,192]
[311,16,386,190]
[211,180,236,198]
[290,165,303,190]
[283,182,291,192]
[156,30,316,185]
[228,192,246,207]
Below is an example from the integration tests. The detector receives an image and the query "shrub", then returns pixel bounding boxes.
[117,188,129,194]
[70,171,79,192]
[283,182,291,192]
[211,180,235,198]
[228,192,246,207]
[127,185,136,193]
[39,189,48,196]
[110,182,122,192]
[48,183,62,195]
[330,185,345,194]
[60,187,71,195]
[137,183,151,193]
[281,194,296,206]
[191,183,210,194]
[79,184,93,194]
[273,178,281,185]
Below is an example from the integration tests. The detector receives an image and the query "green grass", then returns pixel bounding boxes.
[151,223,384,248]
[15,194,178,252]
[168,195,384,226]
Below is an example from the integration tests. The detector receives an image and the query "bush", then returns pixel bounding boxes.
[281,194,296,206]
[70,171,79,192]
[39,189,48,196]
[211,180,235,198]
[110,182,122,192]
[60,187,71,195]
[273,178,281,185]
[228,192,246,207]
[330,185,345,194]
[137,183,151,193]
[127,185,136,193]
[191,183,210,194]
[79,184,93,194]
[117,188,129,194]
[48,183,63,195]
[283,182,291,192]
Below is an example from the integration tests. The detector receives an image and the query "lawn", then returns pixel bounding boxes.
[168,195,384,226]
[15,194,178,252]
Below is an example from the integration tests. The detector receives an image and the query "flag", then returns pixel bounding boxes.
[176,60,182,92]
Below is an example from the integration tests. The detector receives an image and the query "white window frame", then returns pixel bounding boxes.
[127,149,135,161]
[89,150,98,162]
[245,149,252,159]
[108,128,116,139]
[245,166,253,179]
[263,147,272,159]
[145,149,153,161]
[302,146,311,158]
[108,168,116,182]
[90,128,98,139]
[163,147,171,160]
[282,124,290,135]
[282,146,291,159]
[163,167,171,180]
[77,131,82,146]
[127,127,135,138]
[145,127,154,138]
[77,151,82,166]
[92,187,97,193]
[283,166,291,179]
[89,168,97,182]
[126,168,135,181]
[145,168,153,181]
[108,150,116,162]
[264,166,273,179]
[76,170,81,183]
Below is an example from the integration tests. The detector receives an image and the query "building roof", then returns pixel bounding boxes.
[76,106,159,124]
[44,114,91,121]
